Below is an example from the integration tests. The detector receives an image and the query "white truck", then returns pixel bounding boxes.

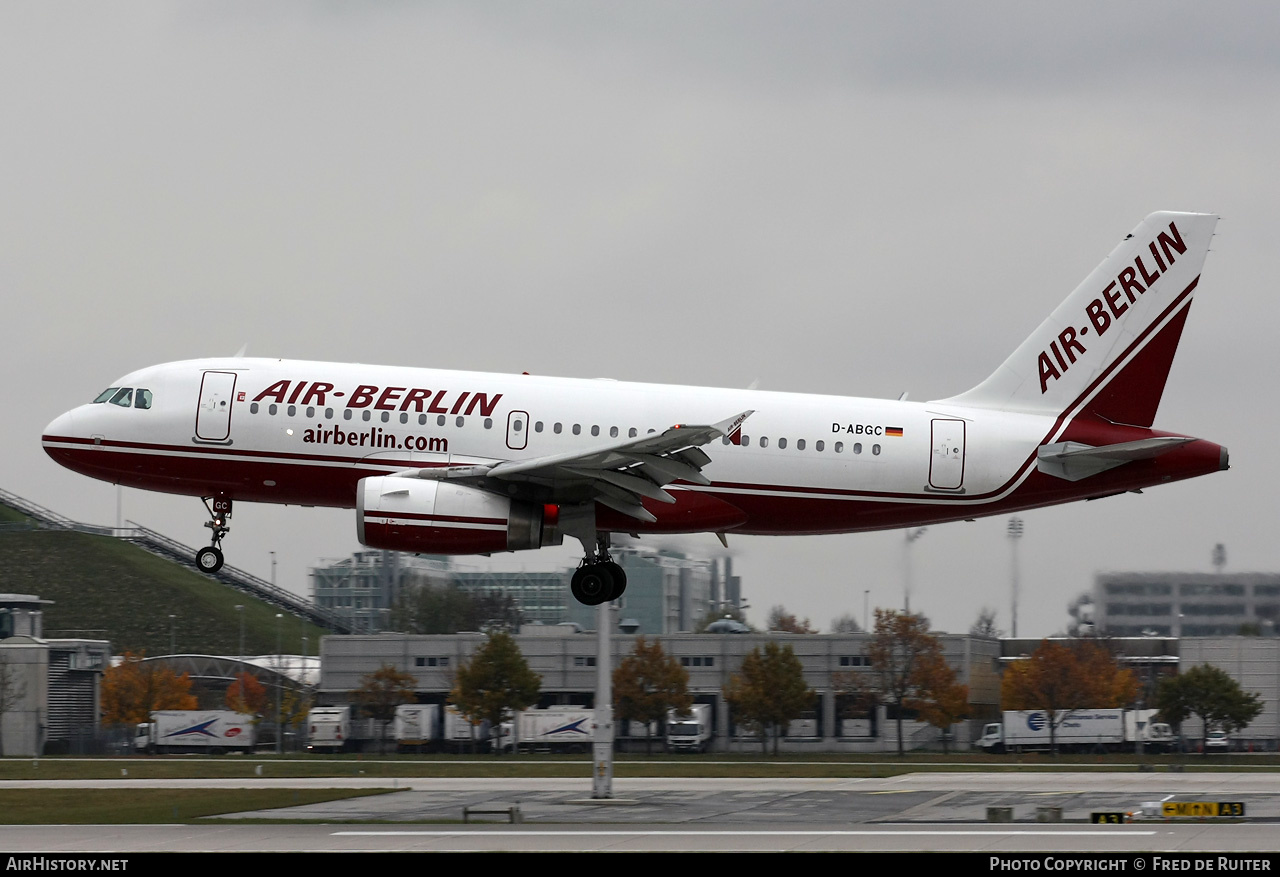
[393,704,440,752]
[666,704,713,753]
[442,705,509,752]
[134,710,256,754]
[978,708,1174,753]
[506,708,595,753]
[306,705,351,753]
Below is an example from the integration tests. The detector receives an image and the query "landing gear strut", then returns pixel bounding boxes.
[196,494,231,574]
[570,535,627,606]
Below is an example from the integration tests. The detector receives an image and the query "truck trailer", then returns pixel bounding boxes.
[393,704,441,752]
[978,708,1173,753]
[134,710,256,754]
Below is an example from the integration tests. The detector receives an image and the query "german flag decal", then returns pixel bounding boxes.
[886,427,904,437]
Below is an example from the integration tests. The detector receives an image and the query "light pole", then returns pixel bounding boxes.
[275,613,283,755]
[903,528,927,614]
[270,550,277,588]
[1008,517,1024,638]
[864,589,870,632]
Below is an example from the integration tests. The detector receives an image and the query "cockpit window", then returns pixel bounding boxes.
[109,388,133,407]
[93,388,120,403]
[134,389,152,409]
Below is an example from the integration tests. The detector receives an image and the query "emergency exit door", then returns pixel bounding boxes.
[929,418,966,490]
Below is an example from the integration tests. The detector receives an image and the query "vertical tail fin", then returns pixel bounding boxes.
[939,211,1218,427]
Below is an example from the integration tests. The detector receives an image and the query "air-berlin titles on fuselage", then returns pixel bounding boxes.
[1037,219,1189,394]
[251,380,503,417]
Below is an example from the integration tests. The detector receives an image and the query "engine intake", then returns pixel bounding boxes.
[357,476,548,554]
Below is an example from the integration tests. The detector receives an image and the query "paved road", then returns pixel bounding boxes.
[4,772,1279,852]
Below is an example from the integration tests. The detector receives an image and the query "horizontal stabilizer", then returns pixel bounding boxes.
[1036,436,1195,482]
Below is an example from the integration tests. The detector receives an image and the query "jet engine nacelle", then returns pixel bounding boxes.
[357,476,553,554]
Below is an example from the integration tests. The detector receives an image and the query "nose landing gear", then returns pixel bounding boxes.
[570,536,627,606]
[196,494,231,574]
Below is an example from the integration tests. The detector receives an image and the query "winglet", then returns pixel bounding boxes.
[713,410,753,446]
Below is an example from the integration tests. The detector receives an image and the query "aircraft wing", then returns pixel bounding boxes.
[394,410,753,521]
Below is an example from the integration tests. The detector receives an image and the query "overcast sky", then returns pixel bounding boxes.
[4,2,1279,638]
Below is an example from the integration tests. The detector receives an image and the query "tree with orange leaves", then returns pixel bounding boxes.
[225,672,268,718]
[1001,639,1138,754]
[100,651,197,726]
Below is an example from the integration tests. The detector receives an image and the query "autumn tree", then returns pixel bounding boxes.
[613,637,692,754]
[908,652,969,753]
[225,672,268,718]
[451,632,541,754]
[1001,639,1138,754]
[353,664,418,753]
[766,605,818,634]
[868,609,951,756]
[1153,664,1263,755]
[100,651,197,726]
[724,642,814,755]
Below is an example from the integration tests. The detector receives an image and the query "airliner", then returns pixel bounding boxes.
[42,212,1227,606]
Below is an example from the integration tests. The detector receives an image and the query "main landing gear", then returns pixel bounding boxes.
[570,536,627,606]
[196,494,231,574]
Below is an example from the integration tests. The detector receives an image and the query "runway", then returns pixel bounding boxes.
[3,772,1279,852]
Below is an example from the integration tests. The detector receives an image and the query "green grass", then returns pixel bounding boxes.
[7,750,1278,782]
[0,526,328,655]
[0,788,396,824]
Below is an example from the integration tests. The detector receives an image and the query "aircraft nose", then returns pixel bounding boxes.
[43,408,79,441]
[42,409,83,465]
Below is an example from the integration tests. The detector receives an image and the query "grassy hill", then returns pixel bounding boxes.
[0,503,329,655]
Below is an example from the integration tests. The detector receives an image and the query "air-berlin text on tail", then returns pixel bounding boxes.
[251,380,503,417]
[1038,220,1189,394]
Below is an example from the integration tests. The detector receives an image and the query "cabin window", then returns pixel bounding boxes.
[573,424,581,435]
[591,425,600,437]
[796,439,805,450]
[816,440,825,452]
[554,422,563,434]
[535,421,543,433]
[307,406,316,418]
[511,419,522,432]
[362,410,371,422]
[269,404,278,415]
[778,438,788,449]
[343,409,352,421]
[853,442,862,454]
[456,416,465,427]
[381,411,390,423]
[437,415,446,426]
[325,408,334,420]
[872,444,881,455]
[484,418,493,429]
[629,428,637,438]
[399,412,408,424]
[418,414,427,425]
[741,435,751,446]
[835,442,844,453]
[287,405,296,417]
[250,402,259,414]
[760,437,769,448]
[610,426,619,438]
